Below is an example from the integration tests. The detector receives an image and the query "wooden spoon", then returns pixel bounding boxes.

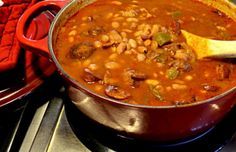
[181,30,236,59]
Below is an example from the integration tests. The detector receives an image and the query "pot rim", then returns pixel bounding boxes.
[48,0,236,109]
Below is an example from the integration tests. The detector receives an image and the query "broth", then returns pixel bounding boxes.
[55,0,236,106]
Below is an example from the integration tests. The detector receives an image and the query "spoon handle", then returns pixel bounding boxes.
[207,40,236,58]
[181,30,236,59]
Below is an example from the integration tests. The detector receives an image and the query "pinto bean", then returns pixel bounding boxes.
[185,75,193,81]
[105,13,113,20]
[144,39,151,46]
[172,84,187,90]
[105,61,121,69]
[128,39,137,48]
[151,24,160,35]
[174,50,189,61]
[68,30,77,36]
[137,46,147,53]
[105,85,130,100]
[121,9,138,17]
[150,41,158,50]
[117,42,127,54]
[137,53,146,62]
[101,34,110,42]
[112,21,120,28]
[68,42,96,60]
[68,37,74,43]
[126,17,139,22]
[82,16,94,22]
[109,30,123,43]
[111,1,122,5]
[94,41,102,48]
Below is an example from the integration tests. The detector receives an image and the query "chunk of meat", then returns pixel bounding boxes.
[212,9,226,17]
[69,42,96,60]
[105,85,130,100]
[163,43,195,61]
[131,71,147,80]
[88,26,104,36]
[85,16,94,22]
[163,43,182,52]
[170,20,181,35]
[202,84,219,92]
[82,68,101,83]
[173,100,192,106]
[146,50,160,60]
[169,60,192,72]
[123,69,147,87]
[216,64,230,80]
[102,41,115,49]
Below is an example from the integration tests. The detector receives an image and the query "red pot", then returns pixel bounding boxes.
[16,0,236,142]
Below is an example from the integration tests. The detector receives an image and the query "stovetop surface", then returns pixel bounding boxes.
[1,74,236,152]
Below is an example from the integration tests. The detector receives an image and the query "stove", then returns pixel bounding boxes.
[0,73,236,152]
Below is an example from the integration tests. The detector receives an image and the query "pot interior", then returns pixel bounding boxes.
[49,0,236,108]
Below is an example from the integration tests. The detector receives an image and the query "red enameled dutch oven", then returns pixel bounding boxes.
[16,0,236,142]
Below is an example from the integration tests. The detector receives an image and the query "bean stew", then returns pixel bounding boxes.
[55,0,236,106]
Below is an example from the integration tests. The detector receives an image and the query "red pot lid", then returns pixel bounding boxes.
[0,6,56,107]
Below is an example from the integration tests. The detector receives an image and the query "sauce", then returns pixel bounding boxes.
[55,0,236,106]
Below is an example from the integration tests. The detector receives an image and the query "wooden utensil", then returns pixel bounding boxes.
[181,30,236,59]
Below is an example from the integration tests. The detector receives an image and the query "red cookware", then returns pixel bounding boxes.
[16,0,236,142]
[0,4,55,107]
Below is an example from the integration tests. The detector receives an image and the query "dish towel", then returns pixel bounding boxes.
[0,0,37,72]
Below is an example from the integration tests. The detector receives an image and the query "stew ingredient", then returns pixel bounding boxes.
[55,0,236,106]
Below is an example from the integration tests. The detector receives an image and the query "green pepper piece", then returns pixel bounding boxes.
[149,85,164,101]
[171,11,182,19]
[166,67,180,80]
[153,32,172,46]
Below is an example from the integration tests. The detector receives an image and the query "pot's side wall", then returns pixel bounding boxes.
[200,0,236,21]
[68,86,236,141]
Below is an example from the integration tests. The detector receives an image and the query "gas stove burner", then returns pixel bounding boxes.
[64,96,236,152]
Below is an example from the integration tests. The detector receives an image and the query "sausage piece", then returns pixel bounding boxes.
[170,20,181,35]
[69,42,96,60]
[202,84,219,92]
[131,71,147,80]
[82,68,102,83]
[216,64,230,80]
[88,26,104,36]
[105,85,130,100]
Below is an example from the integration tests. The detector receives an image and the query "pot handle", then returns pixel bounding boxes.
[16,0,69,58]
